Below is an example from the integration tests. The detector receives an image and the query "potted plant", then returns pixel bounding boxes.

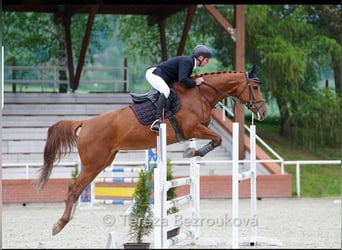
[166,158,180,239]
[123,167,154,249]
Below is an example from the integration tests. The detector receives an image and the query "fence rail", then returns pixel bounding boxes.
[2,159,340,197]
[283,160,341,197]
[4,65,129,93]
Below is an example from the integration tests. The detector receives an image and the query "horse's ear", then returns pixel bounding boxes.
[248,65,257,79]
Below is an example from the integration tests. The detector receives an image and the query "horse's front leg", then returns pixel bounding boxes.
[183,126,222,158]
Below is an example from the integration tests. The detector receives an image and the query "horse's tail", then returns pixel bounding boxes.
[36,120,82,191]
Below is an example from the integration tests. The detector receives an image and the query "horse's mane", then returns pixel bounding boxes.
[175,70,245,92]
[192,70,243,78]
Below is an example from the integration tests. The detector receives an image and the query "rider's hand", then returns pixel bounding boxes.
[195,77,204,86]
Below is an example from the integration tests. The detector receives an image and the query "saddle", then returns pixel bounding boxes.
[129,89,185,141]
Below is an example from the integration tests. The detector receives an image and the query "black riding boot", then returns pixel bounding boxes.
[150,94,167,132]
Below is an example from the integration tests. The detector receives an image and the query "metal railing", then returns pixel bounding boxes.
[217,101,285,174]
[284,160,341,197]
[4,65,129,93]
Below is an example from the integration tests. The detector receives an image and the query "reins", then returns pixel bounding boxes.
[198,81,230,107]
[197,74,265,112]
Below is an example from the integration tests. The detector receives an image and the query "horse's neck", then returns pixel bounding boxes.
[206,71,243,91]
[202,72,244,101]
[174,71,244,106]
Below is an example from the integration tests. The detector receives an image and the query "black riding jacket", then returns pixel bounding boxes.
[151,55,196,88]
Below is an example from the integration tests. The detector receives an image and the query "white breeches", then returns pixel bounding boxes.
[145,67,170,98]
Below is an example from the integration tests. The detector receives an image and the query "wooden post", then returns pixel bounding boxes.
[203,4,246,159]
[234,5,245,160]
[11,57,16,93]
[124,58,128,92]
[158,19,168,61]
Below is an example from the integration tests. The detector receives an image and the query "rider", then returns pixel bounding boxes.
[145,44,212,132]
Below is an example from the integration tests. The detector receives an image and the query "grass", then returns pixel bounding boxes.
[245,116,341,198]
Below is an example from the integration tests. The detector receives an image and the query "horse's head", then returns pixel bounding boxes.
[234,65,267,121]
[192,66,267,121]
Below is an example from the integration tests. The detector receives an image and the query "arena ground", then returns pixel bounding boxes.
[2,197,341,249]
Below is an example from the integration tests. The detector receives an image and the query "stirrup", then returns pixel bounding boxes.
[150,119,161,132]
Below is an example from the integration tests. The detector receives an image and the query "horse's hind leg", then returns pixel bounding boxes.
[52,149,117,236]
[52,171,96,236]
[70,199,78,220]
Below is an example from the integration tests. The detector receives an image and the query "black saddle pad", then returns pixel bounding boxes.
[130,92,181,125]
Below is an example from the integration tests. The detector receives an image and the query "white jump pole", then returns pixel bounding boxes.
[240,123,282,247]
[231,122,240,248]
[154,123,167,248]
[154,124,217,248]
[232,122,282,248]
[250,124,257,244]
[189,138,200,239]
[155,124,199,248]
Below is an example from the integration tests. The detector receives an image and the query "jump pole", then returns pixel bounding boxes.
[231,122,240,248]
[78,161,147,208]
[154,123,217,248]
[232,122,282,247]
[153,123,166,248]
[154,123,199,248]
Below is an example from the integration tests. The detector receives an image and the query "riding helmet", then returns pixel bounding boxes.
[193,45,212,58]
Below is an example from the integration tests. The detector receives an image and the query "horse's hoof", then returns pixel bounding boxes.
[183,148,196,158]
[52,223,61,236]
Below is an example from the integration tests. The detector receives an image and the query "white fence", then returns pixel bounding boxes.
[2,159,340,197]
[283,160,341,197]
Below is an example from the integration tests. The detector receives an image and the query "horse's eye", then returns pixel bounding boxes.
[252,86,259,90]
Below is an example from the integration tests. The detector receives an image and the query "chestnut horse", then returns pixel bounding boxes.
[37,66,267,236]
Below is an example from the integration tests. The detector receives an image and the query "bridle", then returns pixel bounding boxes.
[198,73,266,112]
[234,73,266,111]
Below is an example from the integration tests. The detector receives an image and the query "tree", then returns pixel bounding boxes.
[3,12,116,91]
[244,5,340,147]
[126,168,153,245]
[4,12,57,65]
[305,5,341,96]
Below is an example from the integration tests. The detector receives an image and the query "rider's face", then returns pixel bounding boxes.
[201,57,209,66]
[197,56,209,67]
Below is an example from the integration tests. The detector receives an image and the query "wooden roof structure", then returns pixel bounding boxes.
[2,1,247,158]
[3,2,188,25]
